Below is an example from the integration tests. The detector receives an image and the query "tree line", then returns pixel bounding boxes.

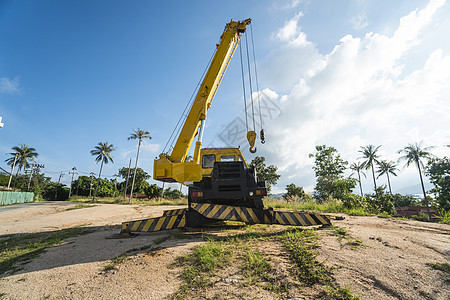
[285,143,450,216]
[2,128,184,201]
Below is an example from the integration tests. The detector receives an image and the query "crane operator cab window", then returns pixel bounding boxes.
[202,154,216,168]
[220,155,235,162]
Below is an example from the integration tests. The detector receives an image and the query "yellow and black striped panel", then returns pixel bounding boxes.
[190,203,272,224]
[162,208,188,216]
[273,211,331,226]
[121,214,186,233]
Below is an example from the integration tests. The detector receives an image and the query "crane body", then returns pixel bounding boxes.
[114,19,333,237]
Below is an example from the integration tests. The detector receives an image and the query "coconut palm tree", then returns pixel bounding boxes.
[128,128,151,203]
[398,142,434,216]
[359,145,381,193]
[350,161,366,197]
[90,142,115,201]
[5,144,39,187]
[376,160,399,195]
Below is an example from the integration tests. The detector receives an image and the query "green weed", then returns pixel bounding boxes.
[70,196,187,206]
[438,210,450,225]
[242,248,288,293]
[328,285,362,300]
[329,226,364,249]
[65,203,96,211]
[427,262,450,284]
[281,229,333,285]
[154,236,170,245]
[103,255,127,271]
[174,240,233,299]
[263,197,374,216]
[427,262,450,274]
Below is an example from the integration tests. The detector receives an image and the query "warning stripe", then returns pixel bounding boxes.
[121,214,186,233]
[162,208,188,216]
[190,203,271,224]
[273,211,331,226]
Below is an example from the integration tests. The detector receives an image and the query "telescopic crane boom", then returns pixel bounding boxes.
[154,19,251,185]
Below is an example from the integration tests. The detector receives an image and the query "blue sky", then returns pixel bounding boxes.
[1,0,449,194]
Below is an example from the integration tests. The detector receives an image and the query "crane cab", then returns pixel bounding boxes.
[199,148,248,177]
[153,147,248,185]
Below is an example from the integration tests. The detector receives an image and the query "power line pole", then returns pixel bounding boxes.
[113,174,118,198]
[123,158,132,200]
[26,163,43,192]
[7,153,18,189]
[55,172,64,200]
[89,172,95,197]
[26,163,35,192]
[68,167,77,199]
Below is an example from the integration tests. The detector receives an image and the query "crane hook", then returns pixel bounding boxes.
[247,131,257,153]
[260,129,265,144]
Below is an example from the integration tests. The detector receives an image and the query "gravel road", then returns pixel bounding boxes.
[0,201,449,299]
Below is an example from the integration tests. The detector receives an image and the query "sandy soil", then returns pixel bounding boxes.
[0,201,449,299]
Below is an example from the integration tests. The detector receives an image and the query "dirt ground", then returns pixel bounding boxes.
[0,201,449,299]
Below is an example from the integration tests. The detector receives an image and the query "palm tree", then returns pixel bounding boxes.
[5,144,39,187]
[376,160,399,195]
[398,142,434,216]
[350,161,366,197]
[128,128,151,203]
[359,145,381,193]
[90,142,115,201]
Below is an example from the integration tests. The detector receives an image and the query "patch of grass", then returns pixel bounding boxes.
[329,226,365,250]
[328,285,362,300]
[103,255,127,271]
[65,203,96,211]
[427,262,450,274]
[427,262,450,284]
[174,225,361,299]
[243,248,271,283]
[154,235,170,245]
[411,212,430,222]
[377,211,391,218]
[172,232,193,239]
[438,210,450,225]
[70,196,187,206]
[0,227,94,275]
[263,197,374,216]
[173,239,233,299]
[242,248,288,294]
[281,229,333,285]
[331,226,347,236]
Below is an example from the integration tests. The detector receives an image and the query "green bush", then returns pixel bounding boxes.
[411,212,430,222]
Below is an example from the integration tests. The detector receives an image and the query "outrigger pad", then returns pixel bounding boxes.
[272,210,331,226]
[189,202,272,224]
[190,203,331,226]
[121,214,186,233]
[117,204,332,236]
[162,208,188,216]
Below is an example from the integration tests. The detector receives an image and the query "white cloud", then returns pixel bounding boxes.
[119,143,160,160]
[0,77,20,94]
[141,143,160,153]
[273,0,304,10]
[258,0,450,192]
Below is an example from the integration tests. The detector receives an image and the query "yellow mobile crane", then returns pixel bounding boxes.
[116,19,332,236]
[153,18,254,185]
